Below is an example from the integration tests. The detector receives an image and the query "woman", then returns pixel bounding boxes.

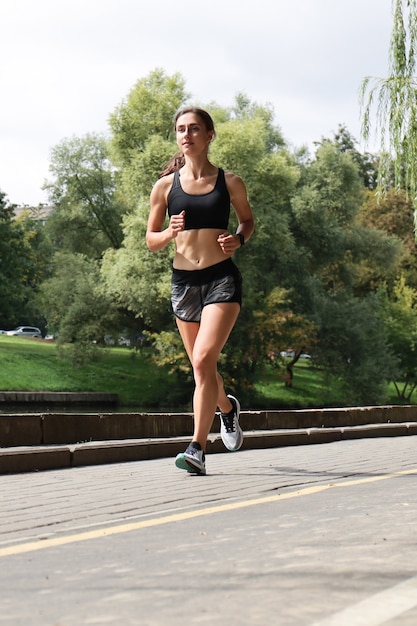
[146,107,254,475]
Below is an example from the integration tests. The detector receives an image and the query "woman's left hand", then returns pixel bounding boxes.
[217,232,241,255]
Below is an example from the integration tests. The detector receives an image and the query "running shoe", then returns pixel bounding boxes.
[220,394,243,451]
[175,444,206,475]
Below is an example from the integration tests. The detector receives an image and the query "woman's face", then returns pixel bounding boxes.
[175,112,213,156]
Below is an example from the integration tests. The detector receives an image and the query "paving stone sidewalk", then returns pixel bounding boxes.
[1,435,417,625]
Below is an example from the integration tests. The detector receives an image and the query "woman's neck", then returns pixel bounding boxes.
[182,157,216,180]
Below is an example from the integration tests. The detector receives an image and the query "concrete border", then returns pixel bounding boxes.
[1,422,417,475]
[1,405,417,448]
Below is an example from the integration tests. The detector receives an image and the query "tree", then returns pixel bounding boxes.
[0,192,25,326]
[289,138,400,403]
[103,73,399,403]
[109,68,188,163]
[291,140,365,282]
[331,125,379,190]
[313,290,396,405]
[44,133,127,258]
[381,277,417,401]
[15,208,54,288]
[209,102,300,300]
[104,82,301,326]
[0,192,51,329]
[38,251,121,361]
[357,189,417,289]
[360,0,417,213]
[101,201,173,331]
[109,68,188,206]
[102,88,303,396]
[244,286,317,388]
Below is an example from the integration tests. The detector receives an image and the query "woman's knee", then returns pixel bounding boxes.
[192,348,218,379]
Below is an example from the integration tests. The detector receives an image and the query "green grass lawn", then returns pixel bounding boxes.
[0,335,414,409]
[0,336,184,407]
[253,359,342,408]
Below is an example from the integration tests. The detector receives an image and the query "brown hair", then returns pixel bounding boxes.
[158,107,216,178]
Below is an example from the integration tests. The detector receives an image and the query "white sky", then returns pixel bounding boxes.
[1,0,392,206]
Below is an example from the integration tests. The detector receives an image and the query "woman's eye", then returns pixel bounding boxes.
[176,125,201,134]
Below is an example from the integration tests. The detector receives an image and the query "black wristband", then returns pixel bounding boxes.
[236,233,245,247]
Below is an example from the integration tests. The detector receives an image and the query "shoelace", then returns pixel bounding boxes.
[221,413,236,433]
[186,446,205,461]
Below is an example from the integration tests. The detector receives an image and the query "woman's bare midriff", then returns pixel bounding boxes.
[173,229,228,270]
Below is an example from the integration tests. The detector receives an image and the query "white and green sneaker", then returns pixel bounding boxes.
[220,394,243,451]
[175,444,206,475]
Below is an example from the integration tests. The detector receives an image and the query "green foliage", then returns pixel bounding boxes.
[246,287,316,371]
[8,65,417,409]
[0,192,51,329]
[348,225,402,297]
[231,93,285,149]
[44,133,127,257]
[109,68,188,206]
[323,125,379,189]
[357,189,417,289]
[118,134,175,207]
[217,287,318,403]
[210,105,301,300]
[109,69,188,163]
[15,209,55,289]
[290,139,368,307]
[102,81,407,405]
[213,119,266,182]
[360,0,417,215]
[38,251,121,357]
[380,278,417,400]
[101,201,173,330]
[313,291,396,405]
[146,330,194,403]
[292,142,364,264]
[0,193,26,326]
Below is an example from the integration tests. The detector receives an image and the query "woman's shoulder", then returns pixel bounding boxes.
[150,174,174,206]
[151,172,175,199]
[156,171,176,187]
[223,170,246,191]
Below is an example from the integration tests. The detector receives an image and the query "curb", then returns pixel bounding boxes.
[1,422,417,474]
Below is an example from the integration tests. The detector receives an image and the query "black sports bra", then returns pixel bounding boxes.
[167,168,230,230]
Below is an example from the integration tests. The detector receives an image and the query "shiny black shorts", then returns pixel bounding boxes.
[171,258,242,323]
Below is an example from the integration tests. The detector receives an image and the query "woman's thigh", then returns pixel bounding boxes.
[175,318,200,364]
[176,302,240,368]
[193,302,240,362]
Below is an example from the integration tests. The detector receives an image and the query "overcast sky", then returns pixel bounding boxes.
[1,0,393,206]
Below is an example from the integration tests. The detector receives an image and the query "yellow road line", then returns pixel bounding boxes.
[2,467,417,558]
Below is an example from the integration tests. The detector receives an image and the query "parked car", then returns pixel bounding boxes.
[5,326,42,338]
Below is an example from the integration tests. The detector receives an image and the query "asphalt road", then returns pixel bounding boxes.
[1,435,417,625]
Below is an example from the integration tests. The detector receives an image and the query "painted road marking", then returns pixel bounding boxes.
[1,467,416,558]
[310,575,417,626]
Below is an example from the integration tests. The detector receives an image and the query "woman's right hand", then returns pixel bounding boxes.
[169,210,186,239]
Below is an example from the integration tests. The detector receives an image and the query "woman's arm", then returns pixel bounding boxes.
[146,177,185,252]
[218,172,254,255]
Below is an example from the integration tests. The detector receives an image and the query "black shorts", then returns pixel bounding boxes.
[171,258,242,323]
